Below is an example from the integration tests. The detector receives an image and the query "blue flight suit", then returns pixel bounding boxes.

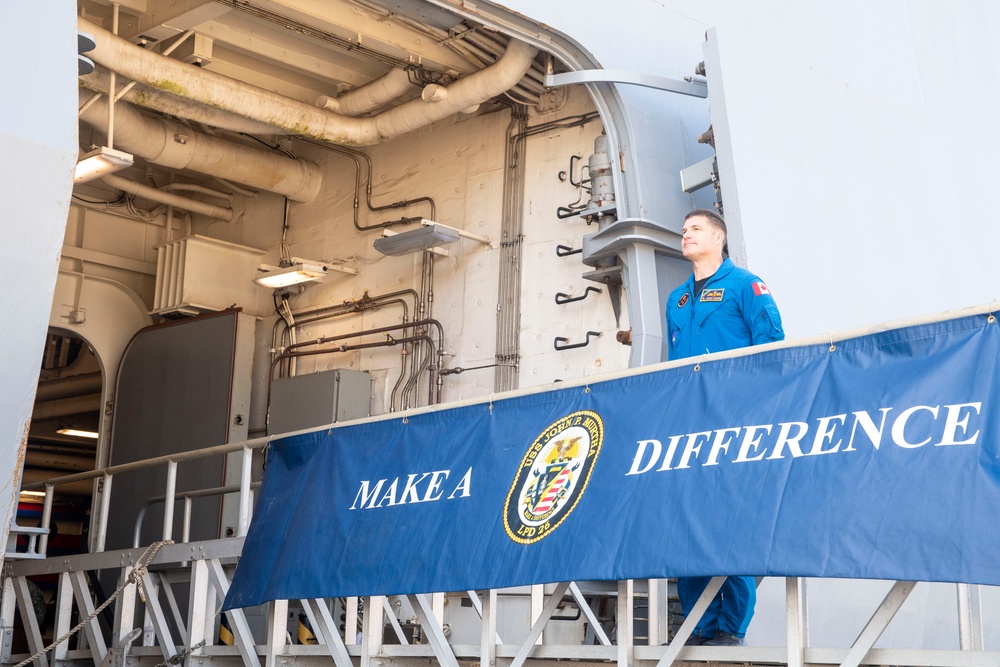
[666,258,783,359]
[665,257,784,640]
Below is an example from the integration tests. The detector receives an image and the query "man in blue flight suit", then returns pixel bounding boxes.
[665,209,784,646]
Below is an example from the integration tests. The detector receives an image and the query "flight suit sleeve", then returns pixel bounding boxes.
[742,278,784,345]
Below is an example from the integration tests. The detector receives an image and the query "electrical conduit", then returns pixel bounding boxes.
[101,174,235,221]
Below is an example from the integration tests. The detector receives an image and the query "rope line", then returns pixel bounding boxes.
[12,540,173,667]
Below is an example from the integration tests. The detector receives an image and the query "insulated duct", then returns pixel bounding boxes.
[78,18,538,146]
[317,68,415,116]
[79,94,322,202]
[81,67,292,136]
[101,174,235,221]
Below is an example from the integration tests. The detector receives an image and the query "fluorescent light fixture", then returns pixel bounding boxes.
[374,221,461,256]
[19,490,47,498]
[74,146,134,184]
[56,428,99,439]
[253,259,357,289]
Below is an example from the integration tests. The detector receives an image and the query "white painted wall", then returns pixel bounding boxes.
[0,2,79,560]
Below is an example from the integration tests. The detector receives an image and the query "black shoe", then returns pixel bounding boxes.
[683,634,710,646]
[704,631,745,646]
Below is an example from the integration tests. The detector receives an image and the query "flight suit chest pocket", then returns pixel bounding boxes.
[697,289,735,326]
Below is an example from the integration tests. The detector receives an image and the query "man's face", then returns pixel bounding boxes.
[680,215,724,261]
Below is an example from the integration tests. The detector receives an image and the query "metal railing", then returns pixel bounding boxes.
[6,432,998,667]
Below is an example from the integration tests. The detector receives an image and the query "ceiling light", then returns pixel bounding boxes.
[74,146,134,184]
[253,259,357,289]
[374,220,491,256]
[19,490,47,498]
[56,428,99,439]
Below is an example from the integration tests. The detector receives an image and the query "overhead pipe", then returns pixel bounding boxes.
[317,68,415,116]
[161,182,234,203]
[101,174,234,221]
[32,394,102,420]
[79,17,538,146]
[80,67,293,136]
[35,372,102,402]
[79,94,322,202]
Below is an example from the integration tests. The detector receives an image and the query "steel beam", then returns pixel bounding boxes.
[568,582,610,646]
[654,576,724,667]
[477,590,498,667]
[957,583,984,651]
[544,71,707,98]
[840,580,917,667]
[303,598,354,667]
[616,580,634,667]
[409,593,460,667]
[205,558,263,667]
[509,582,571,667]
[137,572,177,661]
[786,577,807,667]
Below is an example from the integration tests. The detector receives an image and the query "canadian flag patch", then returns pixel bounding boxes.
[752,281,770,296]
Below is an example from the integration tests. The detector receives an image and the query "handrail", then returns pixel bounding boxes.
[20,434,273,491]
[133,482,262,548]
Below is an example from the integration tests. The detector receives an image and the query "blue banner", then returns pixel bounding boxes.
[224,313,1000,609]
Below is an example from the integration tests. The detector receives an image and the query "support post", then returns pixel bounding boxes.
[786,577,807,667]
[479,590,498,667]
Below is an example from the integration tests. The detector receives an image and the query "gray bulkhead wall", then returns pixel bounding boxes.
[0,1,80,553]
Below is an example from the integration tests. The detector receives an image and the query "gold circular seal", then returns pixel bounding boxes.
[502,410,604,544]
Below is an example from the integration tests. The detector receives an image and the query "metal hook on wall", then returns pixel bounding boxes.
[555,245,582,257]
[554,331,601,351]
[555,286,602,305]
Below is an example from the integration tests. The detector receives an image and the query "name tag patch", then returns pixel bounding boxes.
[700,288,725,303]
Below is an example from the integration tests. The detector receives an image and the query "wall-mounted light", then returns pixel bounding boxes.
[74,146,134,184]
[374,220,492,256]
[253,259,357,289]
[56,428,99,439]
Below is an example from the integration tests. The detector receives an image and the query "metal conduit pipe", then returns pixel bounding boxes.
[160,182,234,202]
[278,318,445,362]
[80,68,293,136]
[269,334,437,417]
[317,68,415,116]
[280,335,437,407]
[35,372,103,402]
[101,174,234,221]
[80,95,322,202]
[304,141,436,230]
[269,290,418,376]
[269,320,445,411]
[79,17,538,146]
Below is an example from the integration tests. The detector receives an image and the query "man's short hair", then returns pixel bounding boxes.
[684,209,728,257]
[684,208,727,237]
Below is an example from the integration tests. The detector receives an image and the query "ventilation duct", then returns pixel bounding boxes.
[78,18,538,146]
[79,94,322,202]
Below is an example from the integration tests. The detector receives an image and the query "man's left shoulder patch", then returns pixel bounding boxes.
[700,288,724,303]
[751,281,771,296]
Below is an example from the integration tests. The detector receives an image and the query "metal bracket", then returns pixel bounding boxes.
[544,70,707,98]
[555,287,601,305]
[554,331,601,351]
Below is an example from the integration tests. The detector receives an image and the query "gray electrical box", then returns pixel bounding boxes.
[268,369,372,435]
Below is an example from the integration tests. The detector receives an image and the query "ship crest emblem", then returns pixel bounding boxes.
[503,410,604,544]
